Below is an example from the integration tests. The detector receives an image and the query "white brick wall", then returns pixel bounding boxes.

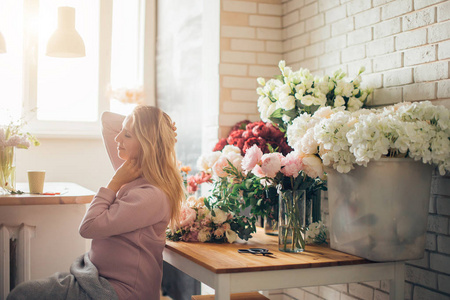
[404,45,437,66]
[381,0,413,20]
[223,0,257,13]
[414,61,449,82]
[395,28,427,50]
[429,21,450,43]
[383,68,413,87]
[219,0,284,135]
[374,18,401,38]
[259,3,283,16]
[367,36,394,57]
[402,6,435,30]
[355,8,381,28]
[222,25,256,38]
[217,2,450,299]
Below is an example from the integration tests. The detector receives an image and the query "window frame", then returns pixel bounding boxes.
[21,0,156,139]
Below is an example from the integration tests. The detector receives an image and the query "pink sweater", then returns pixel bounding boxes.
[79,112,170,300]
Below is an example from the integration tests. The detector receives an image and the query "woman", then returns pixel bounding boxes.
[8,106,184,300]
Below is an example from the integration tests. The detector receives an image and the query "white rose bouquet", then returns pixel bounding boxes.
[257,60,372,131]
[286,101,450,175]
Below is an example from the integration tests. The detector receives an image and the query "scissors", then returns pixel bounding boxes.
[238,248,274,256]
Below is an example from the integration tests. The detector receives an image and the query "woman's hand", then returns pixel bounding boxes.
[106,159,141,193]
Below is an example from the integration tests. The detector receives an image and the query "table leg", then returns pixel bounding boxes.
[389,261,405,300]
[214,274,231,300]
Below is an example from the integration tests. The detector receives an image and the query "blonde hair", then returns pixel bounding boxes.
[130,105,184,229]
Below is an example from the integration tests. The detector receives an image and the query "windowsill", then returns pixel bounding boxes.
[27,120,103,140]
[34,130,102,140]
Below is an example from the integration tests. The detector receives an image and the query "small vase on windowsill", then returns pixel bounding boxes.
[0,146,16,194]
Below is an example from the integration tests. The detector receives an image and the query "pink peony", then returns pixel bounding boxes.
[259,153,282,178]
[281,151,303,178]
[212,156,230,177]
[241,144,263,171]
[179,206,197,228]
[302,154,324,179]
[251,164,266,178]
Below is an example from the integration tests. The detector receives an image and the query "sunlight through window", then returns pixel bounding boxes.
[0,0,148,132]
[37,0,99,122]
[109,0,144,115]
[0,0,23,124]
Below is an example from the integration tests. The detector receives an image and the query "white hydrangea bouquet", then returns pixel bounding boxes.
[257,60,372,131]
[286,101,450,175]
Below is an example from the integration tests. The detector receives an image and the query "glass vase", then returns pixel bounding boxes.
[0,146,16,194]
[264,202,278,236]
[305,189,322,227]
[278,188,306,253]
[264,186,279,236]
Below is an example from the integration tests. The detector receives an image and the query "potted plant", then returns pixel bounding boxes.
[285,101,450,261]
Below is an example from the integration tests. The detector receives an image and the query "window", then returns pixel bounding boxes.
[0,0,155,137]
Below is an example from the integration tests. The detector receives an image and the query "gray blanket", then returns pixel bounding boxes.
[7,253,118,300]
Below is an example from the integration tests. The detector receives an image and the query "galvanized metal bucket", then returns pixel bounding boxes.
[327,158,433,262]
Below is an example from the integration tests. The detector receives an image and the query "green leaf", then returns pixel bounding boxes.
[270,108,284,119]
[284,108,298,119]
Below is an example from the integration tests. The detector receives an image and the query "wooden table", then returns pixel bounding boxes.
[0,182,95,298]
[0,182,95,206]
[164,228,404,300]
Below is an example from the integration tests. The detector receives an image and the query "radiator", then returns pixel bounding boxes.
[0,224,36,299]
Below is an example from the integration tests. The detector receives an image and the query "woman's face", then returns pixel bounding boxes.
[115,116,141,161]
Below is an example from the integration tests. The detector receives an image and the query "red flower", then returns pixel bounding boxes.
[266,123,285,140]
[230,120,251,133]
[243,137,268,154]
[251,123,271,139]
[213,138,228,152]
[241,129,254,139]
[227,129,245,152]
[278,140,293,155]
[245,121,263,131]
[213,119,290,156]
